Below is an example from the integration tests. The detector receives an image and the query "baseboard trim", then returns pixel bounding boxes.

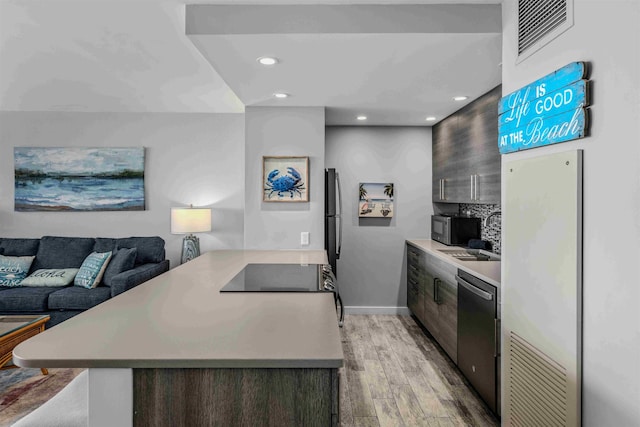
[344,306,411,316]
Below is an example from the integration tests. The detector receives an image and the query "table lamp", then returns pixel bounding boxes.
[171,206,211,264]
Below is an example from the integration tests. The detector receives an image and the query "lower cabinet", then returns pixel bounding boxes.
[434,275,457,363]
[407,247,426,324]
[406,243,458,364]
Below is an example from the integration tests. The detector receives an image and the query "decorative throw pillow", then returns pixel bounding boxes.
[0,254,35,287]
[21,268,80,287]
[74,251,112,289]
[102,247,137,287]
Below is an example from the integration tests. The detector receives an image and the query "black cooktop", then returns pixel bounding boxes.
[220,263,322,292]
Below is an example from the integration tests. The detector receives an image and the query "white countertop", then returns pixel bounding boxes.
[406,239,501,288]
[14,250,344,369]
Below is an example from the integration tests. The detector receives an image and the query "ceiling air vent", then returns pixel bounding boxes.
[517,0,573,61]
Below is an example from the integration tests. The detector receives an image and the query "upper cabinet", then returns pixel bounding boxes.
[433,85,502,204]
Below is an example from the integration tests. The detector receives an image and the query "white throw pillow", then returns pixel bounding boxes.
[21,268,80,287]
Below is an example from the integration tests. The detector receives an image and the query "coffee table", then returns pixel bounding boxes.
[0,315,50,375]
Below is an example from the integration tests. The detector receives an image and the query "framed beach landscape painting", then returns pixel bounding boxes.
[359,182,394,218]
[14,147,145,212]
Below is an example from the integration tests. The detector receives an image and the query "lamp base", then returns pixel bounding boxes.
[181,234,201,264]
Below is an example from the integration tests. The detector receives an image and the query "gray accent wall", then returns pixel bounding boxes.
[0,111,245,267]
[502,1,640,424]
[325,126,432,312]
[244,106,325,249]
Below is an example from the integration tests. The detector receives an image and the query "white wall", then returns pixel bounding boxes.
[0,112,245,267]
[244,106,325,249]
[326,126,432,312]
[502,1,640,424]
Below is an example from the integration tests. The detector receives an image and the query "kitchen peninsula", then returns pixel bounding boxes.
[13,250,344,427]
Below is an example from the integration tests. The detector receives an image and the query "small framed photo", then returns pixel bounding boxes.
[263,156,309,202]
[359,182,394,217]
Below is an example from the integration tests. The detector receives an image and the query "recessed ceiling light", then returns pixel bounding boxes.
[357,115,367,121]
[425,116,437,122]
[257,57,279,66]
[273,92,289,99]
[453,96,468,101]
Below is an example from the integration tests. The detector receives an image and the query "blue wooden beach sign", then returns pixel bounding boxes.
[498,62,590,154]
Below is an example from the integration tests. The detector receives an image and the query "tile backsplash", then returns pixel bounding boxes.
[459,203,502,254]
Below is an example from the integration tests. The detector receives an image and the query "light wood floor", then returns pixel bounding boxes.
[339,315,499,427]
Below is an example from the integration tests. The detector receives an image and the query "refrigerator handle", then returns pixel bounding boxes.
[336,172,343,259]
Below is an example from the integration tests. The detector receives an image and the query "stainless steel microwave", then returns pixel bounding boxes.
[431,214,481,246]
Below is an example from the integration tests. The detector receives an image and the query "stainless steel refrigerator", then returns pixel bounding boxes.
[324,168,342,275]
[325,168,344,326]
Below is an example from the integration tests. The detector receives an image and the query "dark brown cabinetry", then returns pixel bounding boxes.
[406,243,458,363]
[407,245,426,324]
[433,85,502,204]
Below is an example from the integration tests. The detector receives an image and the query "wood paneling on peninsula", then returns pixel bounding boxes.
[433,85,502,204]
[133,368,338,427]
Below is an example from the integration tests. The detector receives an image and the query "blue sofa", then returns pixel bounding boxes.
[0,236,170,327]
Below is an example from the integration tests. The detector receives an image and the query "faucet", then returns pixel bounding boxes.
[484,210,501,227]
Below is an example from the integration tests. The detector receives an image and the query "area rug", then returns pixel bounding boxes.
[0,367,83,427]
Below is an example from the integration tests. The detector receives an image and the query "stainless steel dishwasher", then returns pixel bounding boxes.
[456,269,500,416]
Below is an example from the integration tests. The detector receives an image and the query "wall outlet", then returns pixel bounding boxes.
[301,232,310,246]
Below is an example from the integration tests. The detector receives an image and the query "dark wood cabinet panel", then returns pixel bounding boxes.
[436,277,458,364]
[423,268,439,338]
[407,271,423,322]
[432,115,460,202]
[406,244,457,364]
[432,85,502,204]
[133,368,338,427]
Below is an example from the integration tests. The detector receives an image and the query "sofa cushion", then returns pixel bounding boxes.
[21,268,79,287]
[0,255,36,287]
[0,286,65,312]
[0,238,40,257]
[75,252,112,289]
[116,237,165,265]
[32,236,96,271]
[48,286,111,310]
[102,248,137,287]
[93,238,117,254]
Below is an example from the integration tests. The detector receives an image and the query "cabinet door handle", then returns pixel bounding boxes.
[456,276,493,300]
[470,175,474,200]
[441,179,446,200]
[434,278,440,304]
[474,174,479,201]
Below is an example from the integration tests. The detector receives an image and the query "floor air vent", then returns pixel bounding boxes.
[518,0,570,57]
[508,331,568,427]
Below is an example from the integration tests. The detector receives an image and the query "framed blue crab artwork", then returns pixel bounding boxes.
[262,156,309,202]
[359,182,394,218]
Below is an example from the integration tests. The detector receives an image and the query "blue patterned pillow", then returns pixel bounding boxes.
[0,254,35,287]
[74,251,112,289]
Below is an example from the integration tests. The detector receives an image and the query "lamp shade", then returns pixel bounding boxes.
[171,208,211,234]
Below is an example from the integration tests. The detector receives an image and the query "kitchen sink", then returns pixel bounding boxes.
[437,248,501,262]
